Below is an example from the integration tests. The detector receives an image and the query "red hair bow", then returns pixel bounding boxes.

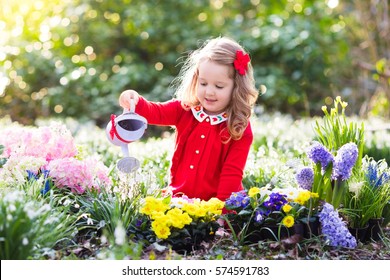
[233,50,250,75]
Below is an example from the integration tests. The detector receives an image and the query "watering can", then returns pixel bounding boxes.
[106,100,147,173]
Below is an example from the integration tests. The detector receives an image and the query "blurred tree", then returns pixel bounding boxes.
[0,0,382,127]
[341,0,390,118]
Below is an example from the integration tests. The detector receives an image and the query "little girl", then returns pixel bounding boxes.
[119,36,259,201]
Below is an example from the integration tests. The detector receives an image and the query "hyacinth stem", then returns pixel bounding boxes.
[331,180,346,209]
[312,163,322,196]
[313,162,333,203]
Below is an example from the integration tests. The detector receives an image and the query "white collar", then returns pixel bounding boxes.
[191,105,228,125]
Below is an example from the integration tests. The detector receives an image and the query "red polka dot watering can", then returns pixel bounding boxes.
[106,100,147,173]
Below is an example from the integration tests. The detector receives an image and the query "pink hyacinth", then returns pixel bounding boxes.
[47,157,111,194]
[0,123,77,161]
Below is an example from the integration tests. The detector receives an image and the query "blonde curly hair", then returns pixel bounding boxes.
[173,36,259,141]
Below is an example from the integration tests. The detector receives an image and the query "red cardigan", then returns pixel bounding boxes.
[135,96,253,201]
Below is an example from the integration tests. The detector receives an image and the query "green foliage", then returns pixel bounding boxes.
[75,186,141,239]
[1,113,390,259]
[1,0,354,125]
[314,96,365,171]
[0,190,76,260]
[343,157,390,228]
[0,145,6,168]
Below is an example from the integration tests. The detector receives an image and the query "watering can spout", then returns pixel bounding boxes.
[121,145,129,157]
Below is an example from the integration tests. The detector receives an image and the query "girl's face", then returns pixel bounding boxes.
[196,60,234,115]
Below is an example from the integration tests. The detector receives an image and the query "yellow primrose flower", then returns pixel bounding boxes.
[182,203,199,216]
[166,207,183,217]
[166,208,192,229]
[295,190,311,205]
[140,204,153,216]
[202,199,224,216]
[152,216,169,227]
[204,198,225,211]
[282,204,292,213]
[193,207,207,218]
[150,211,165,220]
[208,208,223,216]
[153,201,170,213]
[248,187,261,197]
[282,215,295,228]
[311,192,319,198]
[151,223,171,239]
[208,197,224,207]
[140,196,170,216]
[179,212,192,225]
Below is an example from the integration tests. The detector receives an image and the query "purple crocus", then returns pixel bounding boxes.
[332,142,358,181]
[319,203,357,248]
[296,167,314,190]
[307,141,334,170]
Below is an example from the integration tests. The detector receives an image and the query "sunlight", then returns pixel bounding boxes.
[0,0,66,41]
[327,0,339,9]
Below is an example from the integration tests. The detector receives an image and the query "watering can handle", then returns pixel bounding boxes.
[123,99,136,114]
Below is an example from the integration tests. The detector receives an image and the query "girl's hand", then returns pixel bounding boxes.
[119,89,140,110]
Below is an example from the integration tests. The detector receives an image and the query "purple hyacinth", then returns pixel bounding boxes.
[296,167,314,190]
[307,141,334,169]
[332,143,358,181]
[319,203,357,248]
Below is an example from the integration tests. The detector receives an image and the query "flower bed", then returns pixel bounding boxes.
[0,97,390,260]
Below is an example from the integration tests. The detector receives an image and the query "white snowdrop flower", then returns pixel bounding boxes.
[23,202,37,219]
[114,223,126,246]
[22,237,29,245]
[100,235,108,245]
[87,218,93,225]
[8,204,16,212]
[4,190,24,203]
[38,204,51,215]
[98,220,106,229]
[349,182,364,195]
[63,199,71,206]
[44,216,58,225]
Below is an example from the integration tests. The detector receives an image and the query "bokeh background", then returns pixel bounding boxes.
[1,0,389,127]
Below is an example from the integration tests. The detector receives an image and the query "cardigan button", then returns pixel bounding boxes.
[190,165,194,169]
[195,150,199,154]
[201,135,205,139]
[206,118,210,122]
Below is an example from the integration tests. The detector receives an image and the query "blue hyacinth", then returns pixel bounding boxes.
[365,160,390,189]
[319,203,357,248]
[26,169,51,195]
[307,141,334,170]
[296,167,314,190]
[332,142,358,181]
